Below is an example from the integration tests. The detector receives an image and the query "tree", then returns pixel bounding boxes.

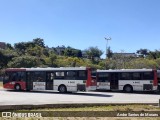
[33,38,45,48]
[111,50,134,69]
[64,46,82,57]
[7,56,39,68]
[136,49,149,58]
[106,46,113,59]
[14,38,45,55]
[14,42,26,55]
[49,52,57,67]
[148,50,160,59]
[148,51,157,59]
[6,43,13,49]
[127,58,158,69]
[84,46,103,62]
[0,49,16,69]
[0,51,7,69]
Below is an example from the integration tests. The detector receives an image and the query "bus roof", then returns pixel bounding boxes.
[5,67,88,72]
[97,69,153,73]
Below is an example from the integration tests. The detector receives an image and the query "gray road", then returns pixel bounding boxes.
[0,88,160,105]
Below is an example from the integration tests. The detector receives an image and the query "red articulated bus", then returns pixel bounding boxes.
[3,67,97,93]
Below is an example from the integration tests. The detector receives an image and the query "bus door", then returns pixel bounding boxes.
[26,71,46,91]
[46,72,54,90]
[110,73,119,90]
[26,72,33,90]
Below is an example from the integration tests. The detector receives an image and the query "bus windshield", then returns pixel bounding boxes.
[3,72,9,84]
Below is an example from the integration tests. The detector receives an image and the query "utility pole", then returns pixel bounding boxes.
[104,36,111,69]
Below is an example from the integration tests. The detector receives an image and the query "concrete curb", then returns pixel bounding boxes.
[0,103,158,111]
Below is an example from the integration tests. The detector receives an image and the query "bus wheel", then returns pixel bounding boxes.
[14,84,21,91]
[123,85,133,93]
[58,85,67,93]
[26,89,30,92]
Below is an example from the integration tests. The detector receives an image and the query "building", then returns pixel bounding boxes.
[112,53,137,58]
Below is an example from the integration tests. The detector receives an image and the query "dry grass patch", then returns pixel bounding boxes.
[2,105,160,120]
[0,82,3,88]
[24,105,160,112]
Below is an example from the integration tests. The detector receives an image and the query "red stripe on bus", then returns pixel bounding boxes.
[5,68,26,72]
[3,81,26,90]
[153,69,158,86]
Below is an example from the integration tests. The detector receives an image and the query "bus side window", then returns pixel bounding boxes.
[17,72,25,81]
[78,71,87,80]
[120,73,130,80]
[55,72,65,79]
[4,72,9,81]
[143,72,154,80]
[132,72,141,80]
[8,72,25,81]
[66,71,76,80]
[12,73,17,81]
[34,72,45,82]
[98,73,110,82]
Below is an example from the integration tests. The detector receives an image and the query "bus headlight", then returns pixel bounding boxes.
[10,82,15,85]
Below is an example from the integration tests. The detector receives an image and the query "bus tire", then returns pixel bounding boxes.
[123,85,133,93]
[14,84,21,91]
[58,85,67,93]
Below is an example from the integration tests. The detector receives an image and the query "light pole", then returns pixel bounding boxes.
[104,36,111,69]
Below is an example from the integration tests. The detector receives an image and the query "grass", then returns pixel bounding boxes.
[23,105,160,111]
[10,105,160,120]
[1,117,159,120]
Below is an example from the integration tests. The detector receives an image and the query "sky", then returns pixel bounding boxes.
[0,0,160,58]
